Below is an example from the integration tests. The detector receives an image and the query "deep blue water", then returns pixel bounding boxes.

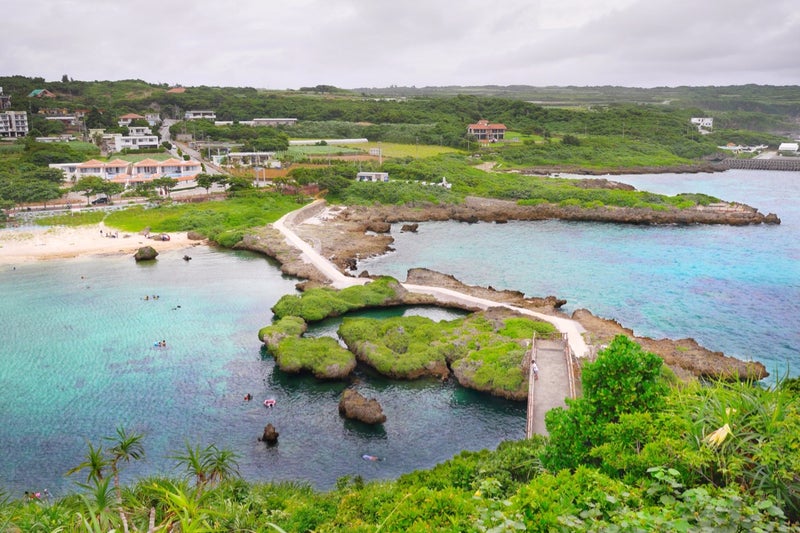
[358,170,800,377]
[0,248,522,498]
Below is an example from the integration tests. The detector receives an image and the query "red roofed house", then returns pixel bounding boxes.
[467,120,507,142]
[118,113,145,127]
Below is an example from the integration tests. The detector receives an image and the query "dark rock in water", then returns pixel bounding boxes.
[764,213,781,224]
[339,389,386,424]
[134,246,158,262]
[183,255,192,261]
[344,257,358,271]
[259,423,279,445]
[400,223,418,232]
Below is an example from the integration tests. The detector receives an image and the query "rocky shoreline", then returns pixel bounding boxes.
[520,162,726,176]
[237,198,769,382]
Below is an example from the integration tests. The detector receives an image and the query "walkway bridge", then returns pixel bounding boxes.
[524,332,577,438]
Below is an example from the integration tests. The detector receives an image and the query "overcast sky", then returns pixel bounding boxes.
[3,0,799,89]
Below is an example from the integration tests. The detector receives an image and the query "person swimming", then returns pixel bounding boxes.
[361,454,380,462]
[244,393,252,401]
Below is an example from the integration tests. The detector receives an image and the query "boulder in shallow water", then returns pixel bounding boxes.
[259,423,279,445]
[134,246,158,262]
[339,389,386,424]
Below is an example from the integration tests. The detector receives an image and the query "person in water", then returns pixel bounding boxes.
[244,393,252,401]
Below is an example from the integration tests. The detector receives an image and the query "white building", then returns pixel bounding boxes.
[0,110,29,138]
[690,117,714,133]
[51,157,202,186]
[185,110,216,120]
[50,159,132,181]
[211,151,279,167]
[111,134,160,152]
[214,117,297,127]
[252,118,297,126]
[778,142,799,155]
[356,172,389,182]
[128,126,152,136]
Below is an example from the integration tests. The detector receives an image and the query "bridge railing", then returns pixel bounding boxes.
[525,333,537,438]
[562,332,577,400]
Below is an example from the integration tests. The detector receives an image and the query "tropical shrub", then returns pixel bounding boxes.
[270,277,403,321]
[271,336,356,378]
[543,335,668,470]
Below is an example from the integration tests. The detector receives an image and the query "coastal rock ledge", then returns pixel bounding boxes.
[338,389,387,424]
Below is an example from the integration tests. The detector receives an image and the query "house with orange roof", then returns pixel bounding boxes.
[467,119,507,142]
[49,159,133,182]
[51,156,202,187]
[118,113,145,127]
[133,158,161,179]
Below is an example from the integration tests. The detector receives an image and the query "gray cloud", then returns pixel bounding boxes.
[2,0,797,88]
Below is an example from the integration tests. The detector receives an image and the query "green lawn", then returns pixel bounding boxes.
[342,141,458,158]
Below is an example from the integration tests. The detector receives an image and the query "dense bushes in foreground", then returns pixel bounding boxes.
[2,336,798,531]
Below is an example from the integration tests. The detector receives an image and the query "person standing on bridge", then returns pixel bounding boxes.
[532,361,539,380]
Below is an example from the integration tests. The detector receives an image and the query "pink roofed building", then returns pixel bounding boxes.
[52,157,202,186]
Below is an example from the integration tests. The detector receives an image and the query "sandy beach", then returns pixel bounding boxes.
[0,223,198,265]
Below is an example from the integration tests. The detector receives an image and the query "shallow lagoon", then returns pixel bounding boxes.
[1,169,797,497]
[0,248,523,497]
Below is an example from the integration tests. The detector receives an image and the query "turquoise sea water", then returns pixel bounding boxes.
[359,170,799,377]
[0,248,523,497]
[1,169,797,497]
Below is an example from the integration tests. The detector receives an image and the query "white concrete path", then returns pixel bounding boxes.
[272,201,589,358]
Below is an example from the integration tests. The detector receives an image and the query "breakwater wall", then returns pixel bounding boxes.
[722,158,800,171]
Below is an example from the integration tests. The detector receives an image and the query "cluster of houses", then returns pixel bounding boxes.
[49,158,202,186]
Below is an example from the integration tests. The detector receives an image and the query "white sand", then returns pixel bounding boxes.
[0,223,198,265]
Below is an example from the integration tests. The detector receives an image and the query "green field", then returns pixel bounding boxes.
[111,152,175,162]
[342,141,458,158]
[284,144,364,156]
